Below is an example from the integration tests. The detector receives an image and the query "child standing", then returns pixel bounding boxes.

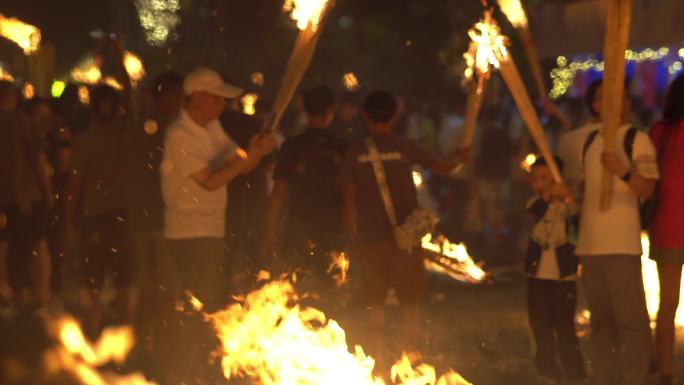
[525,157,586,382]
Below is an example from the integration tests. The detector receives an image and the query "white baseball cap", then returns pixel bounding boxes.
[183,67,243,98]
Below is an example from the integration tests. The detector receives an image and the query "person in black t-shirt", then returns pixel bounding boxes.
[341,90,470,364]
[261,86,348,273]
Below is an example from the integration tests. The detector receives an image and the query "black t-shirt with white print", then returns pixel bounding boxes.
[341,133,435,241]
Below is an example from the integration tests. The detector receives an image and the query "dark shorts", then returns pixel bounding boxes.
[650,246,684,265]
[0,203,49,291]
[0,203,49,242]
[78,210,132,289]
[356,240,426,306]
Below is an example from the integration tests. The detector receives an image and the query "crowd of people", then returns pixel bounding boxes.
[0,41,683,385]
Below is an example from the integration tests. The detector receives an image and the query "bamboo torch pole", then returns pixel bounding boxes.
[497,55,563,183]
[469,10,563,182]
[599,0,632,210]
[461,82,487,148]
[497,0,572,130]
[269,1,332,132]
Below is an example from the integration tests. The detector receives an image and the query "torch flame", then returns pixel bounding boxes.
[0,14,41,54]
[102,76,124,91]
[421,234,486,283]
[0,67,13,81]
[209,277,472,385]
[123,51,145,84]
[463,11,508,90]
[71,56,102,85]
[496,0,529,28]
[283,0,330,31]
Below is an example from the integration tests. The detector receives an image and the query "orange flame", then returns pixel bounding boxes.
[43,317,155,385]
[71,56,102,85]
[640,232,684,327]
[0,14,41,54]
[0,67,12,81]
[463,11,509,89]
[209,277,472,385]
[124,51,145,84]
[497,0,528,28]
[327,252,350,287]
[421,234,486,283]
[283,0,330,31]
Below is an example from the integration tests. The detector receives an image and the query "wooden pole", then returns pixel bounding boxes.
[269,3,331,132]
[599,0,632,210]
[460,79,487,148]
[496,55,563,183]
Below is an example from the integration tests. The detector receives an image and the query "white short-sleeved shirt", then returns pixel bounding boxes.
[160,110,238,239]
[576,124,660,256]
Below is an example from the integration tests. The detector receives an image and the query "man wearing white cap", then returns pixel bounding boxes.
[160,67,274,310]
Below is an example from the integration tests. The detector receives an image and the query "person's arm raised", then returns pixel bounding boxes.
[429,146,472,176]
[190,132,276,191]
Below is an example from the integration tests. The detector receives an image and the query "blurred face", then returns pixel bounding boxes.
[530,165,554,196]
[592,85,631,119]
[191,91,226,121]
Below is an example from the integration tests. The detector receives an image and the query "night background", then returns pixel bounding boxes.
[1,1,684,385]
[0,0,564,99]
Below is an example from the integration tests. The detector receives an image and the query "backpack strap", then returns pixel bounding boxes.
[582,130,599,166]
[365,137,398,226]
[623,126,638,163]
[583,127,639,166]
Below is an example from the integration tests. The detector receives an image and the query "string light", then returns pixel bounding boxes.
[135,0,181,47]
[549,47,681,99]
[51,80,66,98]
